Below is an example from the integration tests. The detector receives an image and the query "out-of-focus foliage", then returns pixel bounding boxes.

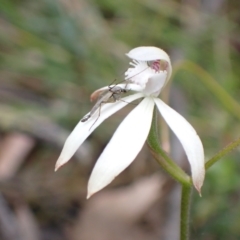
[0,0,240,239]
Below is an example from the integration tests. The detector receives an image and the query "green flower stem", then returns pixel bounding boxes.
[148,147,191,186]
[205,138,240,170]
[180,185,192,240]
[173,61,240,120]
[147,108,191,186]
[147,108,192,240]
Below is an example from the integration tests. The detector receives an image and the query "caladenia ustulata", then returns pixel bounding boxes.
[55,46,205,200]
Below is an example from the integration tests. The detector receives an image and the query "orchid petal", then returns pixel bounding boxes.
[55,93,144,171]
[87,97,155,198]
[154,98,205,192]
[126,46,171,63]
[145,71,168,96]
[125,61,154,88]
[125,47,172,94]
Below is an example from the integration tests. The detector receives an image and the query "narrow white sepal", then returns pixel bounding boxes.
[154,98,205,193]
[87,97,155,198]
[55,93,144,171]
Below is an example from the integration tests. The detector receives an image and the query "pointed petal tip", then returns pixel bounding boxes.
[192,164,205,197]
[54,158,66,171]
[54,164,60,172]
[86,192,94,199]
[196,185,202,197]
[193,178,204,197]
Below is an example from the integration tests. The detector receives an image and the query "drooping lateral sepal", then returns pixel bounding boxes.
[154,98,205,193]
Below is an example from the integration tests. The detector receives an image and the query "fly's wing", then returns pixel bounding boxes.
[80,91,111,122]
[88,91,112,117]
[90,83,132,102]
[90,84,128,102]
[90,88,109,102]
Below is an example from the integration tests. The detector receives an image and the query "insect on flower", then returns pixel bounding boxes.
[55,46,205,198]
[81,65,156,125]
[80,82,129,127]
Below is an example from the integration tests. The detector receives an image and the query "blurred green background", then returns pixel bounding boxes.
[0,0,240,239]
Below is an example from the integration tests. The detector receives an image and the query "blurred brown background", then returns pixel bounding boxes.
[0,0,240,239]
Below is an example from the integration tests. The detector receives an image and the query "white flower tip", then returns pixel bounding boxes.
[87,179,114,200]
[193,170,205,195]
[54,157,68,171]
[87,184,104,199]
[195,183,202,196]
[54,162,61,171]
[86,192,93,199]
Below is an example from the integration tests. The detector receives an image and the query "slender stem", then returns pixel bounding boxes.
[205,138,240,170]
[180,185,192,240]
[148,107,192,239]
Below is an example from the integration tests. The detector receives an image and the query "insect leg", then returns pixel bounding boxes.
[89,102,104,130]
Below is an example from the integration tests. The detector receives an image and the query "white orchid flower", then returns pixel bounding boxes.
[55,46,205,198]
